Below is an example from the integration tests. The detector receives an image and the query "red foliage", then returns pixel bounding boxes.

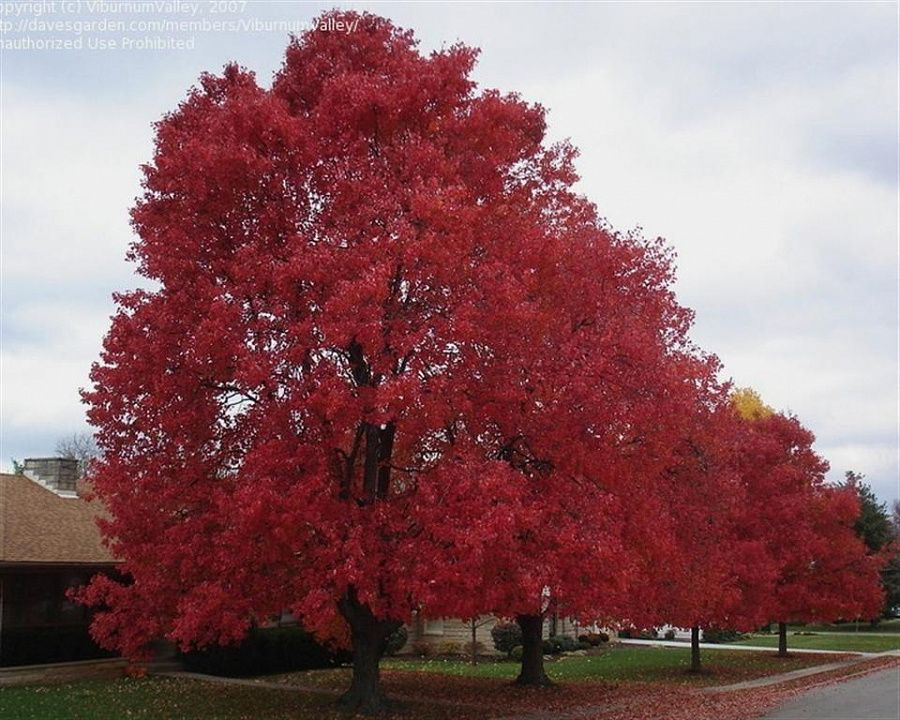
[735,411,886,627]
[76,11,885,710]
[643,394,775,634]
[78,10,710,667]
[635,395,885,641]
[123,664,148,679]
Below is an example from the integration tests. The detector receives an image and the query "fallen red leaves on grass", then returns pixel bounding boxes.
[258,655,899,720]
[597,657,900,720]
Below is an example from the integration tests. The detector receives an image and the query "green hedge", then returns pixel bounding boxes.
[578,632,610,646]
[385,625,408,656]
[179,626,351,677]
[542,635,586,654]
[490,622,523,657]
[618,627,657,640]
[702,627,741,644]
[1,626,115,667]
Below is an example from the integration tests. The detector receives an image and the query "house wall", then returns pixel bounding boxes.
[400,614,581,655]
[0,565,116,667]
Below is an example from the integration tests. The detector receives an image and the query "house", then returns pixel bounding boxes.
[402,613,581,655]
[0,457,584,665]
[0,459,118,667]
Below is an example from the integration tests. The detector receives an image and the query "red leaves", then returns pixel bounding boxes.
[78,10,885,686]
[642,395,887,639]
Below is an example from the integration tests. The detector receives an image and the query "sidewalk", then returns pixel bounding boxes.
[703,655,880,692]
[616,638,873,656]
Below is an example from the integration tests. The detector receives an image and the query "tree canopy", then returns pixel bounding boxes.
[77,11,888,714]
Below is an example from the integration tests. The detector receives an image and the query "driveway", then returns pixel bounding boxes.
[762,666,900,719]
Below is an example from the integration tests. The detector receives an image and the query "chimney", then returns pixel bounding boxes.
[23,457,79,497]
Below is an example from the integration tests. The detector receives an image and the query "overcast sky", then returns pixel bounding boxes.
[1,2,897,504]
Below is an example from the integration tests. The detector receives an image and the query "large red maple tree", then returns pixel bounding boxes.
[77,12,712,711]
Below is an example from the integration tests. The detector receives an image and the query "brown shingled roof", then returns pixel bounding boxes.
[0,473,117,565]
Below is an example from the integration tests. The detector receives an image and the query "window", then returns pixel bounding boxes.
[423,618,445,636]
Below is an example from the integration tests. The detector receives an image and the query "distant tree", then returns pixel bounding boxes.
[466,617,492,665]
[9,459,25,475]
[733,411,884,656]
[55,432,99,479]
[729,387,774,421]
[844,472,894,552]
[649,391,774,674]
[880,499,900,616]
[843,472,897,618]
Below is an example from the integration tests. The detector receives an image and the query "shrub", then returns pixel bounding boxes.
[411,641,433,657]
[384,626,408,656]
[703,627,741,644]
[491,622,523,657]
[510,645,523,662]
[542,635,580,655]
[124,664,148,679]
[436,641,462,655]
[179,625,350,677]
[577,632,609,646]
[618,627,655,640]
[664,629,676,640]
[0,626,115,667]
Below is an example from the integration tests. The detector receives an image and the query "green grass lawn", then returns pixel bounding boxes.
[0,646,852,720]
[735,633,900,653]
[783,619,900,634]
[380,646,842,685]
[0,677,341,720]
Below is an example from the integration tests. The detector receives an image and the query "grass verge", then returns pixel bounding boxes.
[735,633,900,653]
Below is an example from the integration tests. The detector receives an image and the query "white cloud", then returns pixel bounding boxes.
[1,82,152,288]
[1,2,896,503]
[0,301,107,448]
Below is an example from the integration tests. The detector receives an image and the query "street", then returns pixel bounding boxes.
[763,667,900,719]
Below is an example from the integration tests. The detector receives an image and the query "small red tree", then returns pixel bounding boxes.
[767,482,886,655]
[648,394,775,673]
[77,11,711,712]
[731,393,885,656]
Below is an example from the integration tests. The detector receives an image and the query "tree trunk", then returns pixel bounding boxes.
[470,620,478,666]
[337,589,401,715]
[376,423,395,499]
[515,614,552,687]
[689,626,702,673]
[777,621,788,657]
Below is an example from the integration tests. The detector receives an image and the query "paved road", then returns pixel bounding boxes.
[762,667,900,719]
